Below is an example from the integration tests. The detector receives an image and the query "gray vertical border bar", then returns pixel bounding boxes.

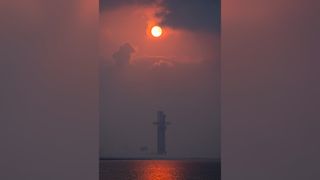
[0,1,99,179]
[222,0,320,179]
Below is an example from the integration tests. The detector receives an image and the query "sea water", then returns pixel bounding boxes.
[100,160,220,180]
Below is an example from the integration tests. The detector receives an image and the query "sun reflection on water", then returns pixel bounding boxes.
[139,160,181,180]
[100,160,220,180]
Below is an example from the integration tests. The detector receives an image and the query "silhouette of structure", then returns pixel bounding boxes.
[153,111,170,155]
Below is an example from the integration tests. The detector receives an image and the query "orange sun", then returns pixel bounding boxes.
[151,26,162,37]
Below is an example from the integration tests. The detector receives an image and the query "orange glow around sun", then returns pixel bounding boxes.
[151,26,162,37]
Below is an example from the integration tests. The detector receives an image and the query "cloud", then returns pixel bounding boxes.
[100,0,158,11]
[131,56,175,70]
[156,0,220,33]
[100,0,220,33]
[112,43,135,67]
[151,60,174,70]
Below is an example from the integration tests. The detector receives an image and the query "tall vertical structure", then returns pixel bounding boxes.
[153,111,170,155]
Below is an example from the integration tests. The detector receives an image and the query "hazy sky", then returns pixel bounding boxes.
[99,0,220,158]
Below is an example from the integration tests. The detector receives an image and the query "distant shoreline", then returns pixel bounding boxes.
[100,157,220,161]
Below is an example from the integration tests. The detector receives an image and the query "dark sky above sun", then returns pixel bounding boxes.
[99,0,221,158]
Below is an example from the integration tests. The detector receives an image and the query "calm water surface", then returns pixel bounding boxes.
[100,160,220,180]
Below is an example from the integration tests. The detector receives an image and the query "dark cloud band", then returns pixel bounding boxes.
[157,0,220,33]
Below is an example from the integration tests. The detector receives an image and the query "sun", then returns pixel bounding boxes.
[151,26,162,37]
